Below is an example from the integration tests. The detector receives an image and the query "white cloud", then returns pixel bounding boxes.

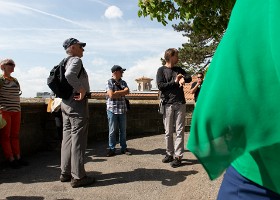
[91,57,108,67]
[0,1,30,15]
[84,54,164,93]
[0,0,186,97]
[123,53,164,90]
[104,6,123,19]
[14,66,50,97]
[89,0,110,7]
[13,53,164,97]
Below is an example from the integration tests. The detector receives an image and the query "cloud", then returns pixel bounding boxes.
[13,53,163,97]
[89,0,110,7]
[104,6,123,19]
[0,0,185,97]
[0,1,30,15]
[14,66,50,97]
[0,1,94,30]
[91,57,108,67]
[120,53,164,91]
[82,54,164,93]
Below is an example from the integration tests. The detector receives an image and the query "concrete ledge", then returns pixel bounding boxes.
[0,99,194,161]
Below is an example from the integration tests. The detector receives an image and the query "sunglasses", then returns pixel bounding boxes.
[5,63,15,66]
[197,76,203,78]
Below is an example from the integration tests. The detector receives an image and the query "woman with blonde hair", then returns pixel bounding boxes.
[0,58,28,169]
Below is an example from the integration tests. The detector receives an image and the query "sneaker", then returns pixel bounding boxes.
[9,160,21,169]
[71,176,96,188]
[162,155,174,163]
[17,158,29,166]
[106,149,116,157]
[121,148,132,155]
[60,174,72,182]
[170,157,182,168]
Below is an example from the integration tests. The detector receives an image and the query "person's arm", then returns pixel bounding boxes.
[107,80,129,99]
[106,80,115,99]
[177,68,192,87]
[113,87,129,97]
[156,67,179,91]
[181,68,192,83]
[190,82,200,94]
[64,57,86,100]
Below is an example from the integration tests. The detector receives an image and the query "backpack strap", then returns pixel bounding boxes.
[111,78,125,91]
[64,56,84,79]
[77,63,84,78]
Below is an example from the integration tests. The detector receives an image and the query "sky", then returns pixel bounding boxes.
[0,0,186,97]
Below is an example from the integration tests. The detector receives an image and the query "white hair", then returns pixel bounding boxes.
[0,58,15,70]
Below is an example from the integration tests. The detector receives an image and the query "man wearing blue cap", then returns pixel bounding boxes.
[106,65,131,157]
[59,38,95,188]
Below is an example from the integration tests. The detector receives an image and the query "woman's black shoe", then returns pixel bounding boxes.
[9,160,21,169]
[17,158,29,166]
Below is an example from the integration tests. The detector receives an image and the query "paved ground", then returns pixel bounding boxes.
[0,133,222,200]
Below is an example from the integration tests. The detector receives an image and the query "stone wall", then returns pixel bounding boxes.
[0,100,194,161]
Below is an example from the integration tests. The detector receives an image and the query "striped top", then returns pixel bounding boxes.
[0,77,21,112]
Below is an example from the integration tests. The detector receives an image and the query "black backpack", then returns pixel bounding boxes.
[47,57,83,99]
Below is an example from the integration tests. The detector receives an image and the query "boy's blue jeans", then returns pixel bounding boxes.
[107,110,127,151]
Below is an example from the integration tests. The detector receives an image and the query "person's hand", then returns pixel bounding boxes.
[113,91,121,98]
[175,74,184,83]
[179,77,185,87]
[73,88,86,101]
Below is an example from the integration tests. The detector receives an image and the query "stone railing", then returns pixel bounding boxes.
[0,99,194,161]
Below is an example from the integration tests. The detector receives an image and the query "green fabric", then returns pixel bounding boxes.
[187,0,280,194]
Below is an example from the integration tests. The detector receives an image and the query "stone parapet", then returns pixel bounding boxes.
[0,99,194,161]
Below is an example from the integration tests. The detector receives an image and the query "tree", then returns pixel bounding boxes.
[138,0,236,38]
[138,0,236,72]
[174,21,220,74]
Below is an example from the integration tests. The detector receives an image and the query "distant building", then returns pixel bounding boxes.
[91,76,195,102]
[91,76,158,100]
[135,76,153,91]
[36,92,51,98]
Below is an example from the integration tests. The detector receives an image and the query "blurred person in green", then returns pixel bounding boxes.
[187,0,280,199]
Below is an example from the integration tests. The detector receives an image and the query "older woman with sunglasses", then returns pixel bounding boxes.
[0,58,27,169]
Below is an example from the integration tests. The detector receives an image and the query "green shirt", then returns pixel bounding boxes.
[187,0,280,194]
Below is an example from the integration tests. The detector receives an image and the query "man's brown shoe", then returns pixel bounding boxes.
[71,176,96,188]
[60,174,72,182]
[121,148,132,155]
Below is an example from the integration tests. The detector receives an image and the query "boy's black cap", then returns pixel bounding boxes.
[111,65,126,73]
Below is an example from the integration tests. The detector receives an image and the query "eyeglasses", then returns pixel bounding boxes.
[197,76,203,79]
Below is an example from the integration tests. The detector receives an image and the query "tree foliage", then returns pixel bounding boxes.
[174,21,220,73]
[138,0,236,38]
[138,0,236,72]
